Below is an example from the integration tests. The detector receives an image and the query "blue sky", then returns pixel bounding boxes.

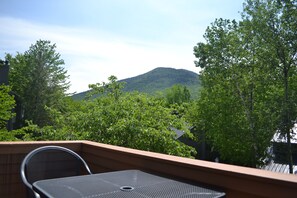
[0,0,244,93]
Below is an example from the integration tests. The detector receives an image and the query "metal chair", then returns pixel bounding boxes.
[20,145,92,198]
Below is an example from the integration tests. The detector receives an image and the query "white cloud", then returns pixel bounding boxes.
[0,17,200,93]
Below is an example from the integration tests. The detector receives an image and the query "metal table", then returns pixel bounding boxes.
[33,169,225,198]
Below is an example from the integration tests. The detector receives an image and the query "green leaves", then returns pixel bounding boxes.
[0,85,15,130]
[242,0,297,172]
[85,92,195,157]
[7,40,70,127]
[44,82,196,158]
[165,84,191,105]
[190,0,297,167]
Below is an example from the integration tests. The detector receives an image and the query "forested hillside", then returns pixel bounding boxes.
[72,67,200,100]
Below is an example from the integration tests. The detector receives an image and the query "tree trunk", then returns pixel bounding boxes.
[284,66,293,174]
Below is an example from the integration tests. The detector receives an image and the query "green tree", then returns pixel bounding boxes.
[44,77,196,158]
[191,0,297,170]
[0,85,15,130]
[6,40,70,127]
[242,0,297,173]
[87,75,125,101]
[191,17,278,167]
[165,84,191,105]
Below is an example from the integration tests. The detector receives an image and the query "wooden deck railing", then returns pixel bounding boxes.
[1,140,297,198]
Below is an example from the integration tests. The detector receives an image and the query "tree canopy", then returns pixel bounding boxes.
[0,85,15,131]
[190,0,297,169]
[165,84,191,105]
[40,77,196,157]
[242,0,297,172]
[6,40,70,127]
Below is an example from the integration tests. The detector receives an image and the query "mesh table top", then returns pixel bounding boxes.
[33,170,225,198]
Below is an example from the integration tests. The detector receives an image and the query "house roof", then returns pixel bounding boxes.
[170,127,185,139]
[262,162,297,174]
[272,124,297,144]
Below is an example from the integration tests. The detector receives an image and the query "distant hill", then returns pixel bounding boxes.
[72,67,201,100]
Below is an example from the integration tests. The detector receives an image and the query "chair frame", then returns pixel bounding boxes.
[20,145,92,197]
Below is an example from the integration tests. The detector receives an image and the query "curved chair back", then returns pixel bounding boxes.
[20,145,92,198]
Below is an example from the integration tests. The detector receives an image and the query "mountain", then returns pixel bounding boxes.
[72,67,200,100]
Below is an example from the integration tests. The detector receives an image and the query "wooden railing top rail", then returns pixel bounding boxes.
[0,140,84,154]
